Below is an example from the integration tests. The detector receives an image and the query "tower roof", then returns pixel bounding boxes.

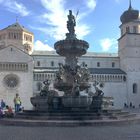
[120,0,139,24]
[2,22,33,34]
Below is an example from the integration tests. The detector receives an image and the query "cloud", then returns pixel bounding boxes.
[0,0,30,16]
[100,38,117,52]
[37,0,67,40]
[34,40,54,51]
[76,24,90,39]
[114,0,121,3]
[32,0,96,41]
[86,0,96,10]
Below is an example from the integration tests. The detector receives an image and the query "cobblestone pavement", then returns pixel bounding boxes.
[124,108,140,113]
[0,124,140,140]
[0,108,140,140]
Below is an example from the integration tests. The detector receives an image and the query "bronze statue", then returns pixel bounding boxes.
[93,81,104,97]
[66,10,76,39]
[40,80,50,96]
[67,10,76,34]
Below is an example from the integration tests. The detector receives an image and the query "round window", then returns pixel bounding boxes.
[3,74,19,88]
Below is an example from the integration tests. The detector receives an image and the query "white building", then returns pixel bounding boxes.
[0,3,140,109]
[0,22,34,109]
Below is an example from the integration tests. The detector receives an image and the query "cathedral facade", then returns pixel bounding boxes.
[0,4,140,109]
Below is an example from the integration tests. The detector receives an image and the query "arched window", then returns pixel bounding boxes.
[97,62,100,67]
[37,82,42,91]
[133,83,137,94]
[48,74,50,79]
[112,62,115,68]
[37,74,41,80]
[51,61,54,67]
[110,75,112,81]
[37,61,40,67]
[133,26,137,33]
[97,75,99,81]
[121,29,123,36]
[45,74,47,79]
[33,74,35,80]
[126,26,130,33]
[123,76,126,81]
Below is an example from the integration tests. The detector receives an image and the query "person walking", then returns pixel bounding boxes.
[13,94,21,113]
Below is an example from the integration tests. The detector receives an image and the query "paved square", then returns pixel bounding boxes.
[0,124,140,140]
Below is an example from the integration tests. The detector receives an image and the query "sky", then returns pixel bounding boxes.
[0,0,140,53]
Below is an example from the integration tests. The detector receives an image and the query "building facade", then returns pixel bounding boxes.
[0,22,34,109]
[0,3,140,109]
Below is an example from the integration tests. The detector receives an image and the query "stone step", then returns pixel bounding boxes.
[23,109,100,113]
[15,115,102,120]
[1,116,140,127]
[17,112,101,117]
[16,112,134,121]
[103,108,122,113]
[20,109,104,116]
[15,109,136,122]
[104,111,129,116]
[117,113,137,119]
[109,113,137,119]
[113,111,129,115]
[17,110,130,118]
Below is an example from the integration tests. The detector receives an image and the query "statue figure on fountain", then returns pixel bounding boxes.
[66,10,76,39]
[93,81,104,97]
[81,64,90,82]
[72,79,80,96]
[40,80,50,96]
[87,81,104,111]
[56,63,64,82]
[75,64,82,83]
[38,80,59,108]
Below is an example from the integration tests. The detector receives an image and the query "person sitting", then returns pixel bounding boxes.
[0,107,4,118]
[4,105,14,118]
[0,99,6,109]
[19,105,24,112]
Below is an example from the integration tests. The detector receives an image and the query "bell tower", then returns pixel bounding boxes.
[118,0,140,107]
[118,0,140,72]
[0,21,34,54]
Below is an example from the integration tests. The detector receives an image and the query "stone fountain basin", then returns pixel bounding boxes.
[30,96,49,110]
[54,39,89,56]
[54,82,90,91]
[62,95,92,108]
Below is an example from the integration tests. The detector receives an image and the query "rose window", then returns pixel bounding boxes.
[4,74,19,88]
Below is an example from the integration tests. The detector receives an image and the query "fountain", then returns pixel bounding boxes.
[1,10,138,127]
[31,10,112,112]
[54,10,92,108]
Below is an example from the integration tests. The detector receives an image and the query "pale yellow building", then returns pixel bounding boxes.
[0,22,34,54]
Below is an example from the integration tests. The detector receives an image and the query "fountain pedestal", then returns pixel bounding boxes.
[62,95,92,108]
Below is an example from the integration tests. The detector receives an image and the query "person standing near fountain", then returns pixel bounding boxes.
[13,93,21,113]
